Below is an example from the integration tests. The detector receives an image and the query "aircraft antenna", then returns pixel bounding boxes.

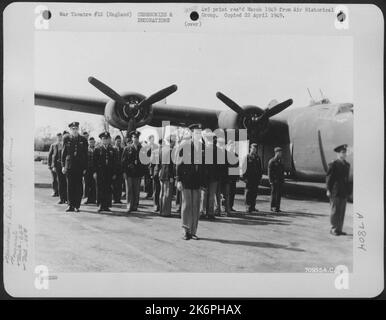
[319,88,330,104]
[307,88,315,105]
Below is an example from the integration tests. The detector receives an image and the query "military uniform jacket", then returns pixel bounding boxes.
[61,135,88,172]
[113,146,124,174]
[242,153,263,186]
[87,147,96,172]
[121,143,145,177]
[47,142,57,169]
[52,142,65,169]
[93,145,117,175]
[268,157,285,184]
[176,141,205,189]
[157,145,176,182]
[326,159,351,198]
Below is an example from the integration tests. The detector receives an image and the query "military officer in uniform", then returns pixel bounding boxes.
[122,130,145,212]
[47,134,60,197]
[112,135,124,204]
[52,132,67,204]
[84,137,97,204]
[61,122,88,212]
[326,144,351,236]
[94,132,117,212]
[242,143,263,213]
[268,147,285,212]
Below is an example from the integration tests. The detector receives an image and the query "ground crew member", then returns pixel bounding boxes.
[112,135,124,204]
[48,135,60,197]
[326,144,351,236]
[84,137,97,204]
[94,132,117,212]
[61,122,88,212]
[122,130,145,212]
[268,147,285,212]
[242,143,263,213]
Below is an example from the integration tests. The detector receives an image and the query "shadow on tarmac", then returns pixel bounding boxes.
[198,237,306,252]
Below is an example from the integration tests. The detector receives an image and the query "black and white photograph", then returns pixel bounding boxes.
[3,2,384,298]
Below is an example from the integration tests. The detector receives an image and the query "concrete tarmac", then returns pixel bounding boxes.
[35,163,353,273]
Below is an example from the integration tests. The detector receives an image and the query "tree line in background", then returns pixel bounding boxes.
[34,120,124,151]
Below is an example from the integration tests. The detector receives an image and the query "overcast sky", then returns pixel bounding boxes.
[35,32,353,139]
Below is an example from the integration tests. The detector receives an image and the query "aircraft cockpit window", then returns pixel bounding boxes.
[336,104,353,115]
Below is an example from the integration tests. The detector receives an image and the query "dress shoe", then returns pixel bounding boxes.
[275,208,282,213]
[191,235,199,240]
[52,193,59,197]
[330,229,339,236]
[114,200,123,204]
[182,233,191,240]
[154,206,160,212]
[338,231,347,235]
[65,206,75,212]
[57,200,65,204]
[75,208,80,212]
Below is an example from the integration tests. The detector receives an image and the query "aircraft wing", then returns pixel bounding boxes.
[150,103,220,129]
[35,92,107,115]
[35,92,221,129]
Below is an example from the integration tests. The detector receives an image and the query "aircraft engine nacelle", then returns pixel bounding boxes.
[104,92,152,130]
[217,105,265,130]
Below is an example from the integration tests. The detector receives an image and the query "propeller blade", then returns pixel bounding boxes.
[88,76,127,105]
[138,84,178,108]
[216,92,245,115]
[264,99,293,118]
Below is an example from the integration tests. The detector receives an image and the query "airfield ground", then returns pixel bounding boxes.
[35,161,352,273]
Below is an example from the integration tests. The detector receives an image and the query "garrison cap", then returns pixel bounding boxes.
[89,137,95,141]
[334,144,348,152]
[188,124,202,130]
[62,130,69,135]
[56,132,62,136]
[114,135,122,141]
[274,147,283,152]
[99,131,111,139]
[68,121,79,128]
[129,130,141,138]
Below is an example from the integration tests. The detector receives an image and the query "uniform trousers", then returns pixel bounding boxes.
[270,183,282,209]
[55,166,67,202]
[181,188,200,235]
[124,175,141,211]
[66,169,83,209]
[160,179,173,216]
[330,196,347,233]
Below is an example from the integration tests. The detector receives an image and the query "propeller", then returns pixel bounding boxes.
[88,76,127,105]
[258,99,293,121]
[88,76,177,131]
[216,92,245,116]
[216,91,293,138]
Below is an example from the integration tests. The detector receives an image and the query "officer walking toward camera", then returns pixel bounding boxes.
[268,147,285,212]
[61,122,88,212]
[94,132,117,212]
[326,144,351,236]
